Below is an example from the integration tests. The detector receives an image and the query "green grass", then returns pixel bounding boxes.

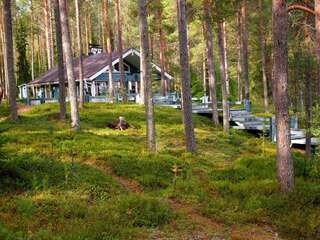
[0,104,10,119]
[0,103,319,239]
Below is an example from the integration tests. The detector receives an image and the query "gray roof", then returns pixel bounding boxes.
[28,48,132,86]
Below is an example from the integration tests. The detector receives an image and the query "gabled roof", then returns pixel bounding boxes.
[89,48,174,81]
[28,49,130,86]
[27,48,174,86]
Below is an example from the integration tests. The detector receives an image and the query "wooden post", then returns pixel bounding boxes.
[92,81,96,97]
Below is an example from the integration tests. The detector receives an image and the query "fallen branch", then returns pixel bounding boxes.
[288,3,315,15]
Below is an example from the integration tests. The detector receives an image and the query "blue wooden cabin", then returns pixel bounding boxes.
[19,48,174,103]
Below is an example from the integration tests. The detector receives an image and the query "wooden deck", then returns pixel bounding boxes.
[159,101,319,147]
[228,109,319,146]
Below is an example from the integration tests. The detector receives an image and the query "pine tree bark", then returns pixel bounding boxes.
[52,0,66,120]
[139,45,145,104]
[305,54,312,160]
[259,0,269,112]
[85,10,89,55]
[202,50,207,96]
[315,0,320,97]
[303,1,313,160]
[177,0,197,152]
[88,13,92,45]
[100,8,104,48]
[237,8,243,102]
[30,0,35,81]
[0,35,3,101]
[75,0,84,108]
[3,0,17,121]
[59,0,80,130]
[139,0,157,152]
[203,0,219,125]
[222,21,230,96]
[241,0,250,101]
[0,5,6,100]
[272,0,294,192]
[103,0,114,101]
[218,21,230,133]
[149,32,154,60]
[44,0,54,69]
[157,0,168,96]
[115,0,127,103]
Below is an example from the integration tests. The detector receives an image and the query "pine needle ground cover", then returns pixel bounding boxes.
[0,103,319,239]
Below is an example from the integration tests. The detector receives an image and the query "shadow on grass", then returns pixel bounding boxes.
[0,149,124,197]
[176,153,320,239]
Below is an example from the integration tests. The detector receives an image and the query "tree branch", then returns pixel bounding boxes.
[288,3,315,15]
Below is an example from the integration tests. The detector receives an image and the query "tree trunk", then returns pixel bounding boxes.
[0,10,4,103]
[304,54,312,160]
[88,13,92,45]
[115,0,127,103]
[303,1,312,160]
[3,0,17,121]
[149,32,154,61]
[1,13,7,100]
[237,8,243,102]
[241,0,250,101]
[218,21,230,133]
[103,0,114,101]
[59,0,80,130]
[75,0,84,108]
[71,19,76,58]
[157,0,168,96]
[36,34,40,75]
[222,21,230,96]
[30,0,35,81]
[177,0,197,152]
[85,10,89,55]
[139,45,145,104]
[0,7,6,101]
[100,7,104,48]
[259,0,269,112]
[202,50,207,96]
[272,0,294,192]
[315,0,320,97]
[203,0,219,126]
[39,34,45,74]
[44,0,54,69]
[52,0,66,120]
[139,0,157,152]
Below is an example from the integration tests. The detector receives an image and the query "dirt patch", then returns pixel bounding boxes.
[169,198,224,231]
[17,104,32,114]
[231,224,279,240]
[86,159,144,193]
[86,160,224,233]
[85,159,279,240]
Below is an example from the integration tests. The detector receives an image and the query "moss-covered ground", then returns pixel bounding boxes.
[0,103,319,239]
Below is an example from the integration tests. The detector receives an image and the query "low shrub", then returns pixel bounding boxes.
[108,153,181,190]
[116,194,174,227]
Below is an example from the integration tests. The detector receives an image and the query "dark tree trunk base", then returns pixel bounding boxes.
[108,117,131,131]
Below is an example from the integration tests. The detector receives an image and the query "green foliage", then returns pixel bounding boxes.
[312,104,320,137]
[15,17,32,86]
[0,103,320,239]
[190,68,205,97]
[0,104,10,118]
[0,223,23,240]
[108,153,179,190]
[116,194,174,227]
[15,198,35,219]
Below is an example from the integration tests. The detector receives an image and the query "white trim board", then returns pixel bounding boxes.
[89,48,174,81]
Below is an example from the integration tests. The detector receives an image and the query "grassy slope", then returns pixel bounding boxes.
[0,103,319,240]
